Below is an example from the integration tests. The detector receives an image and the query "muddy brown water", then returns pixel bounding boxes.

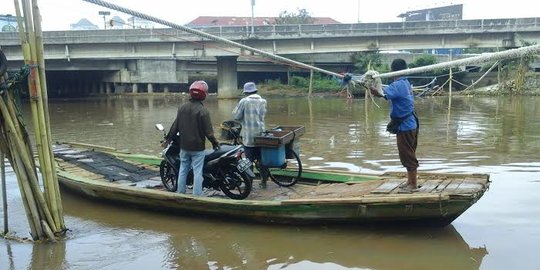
[1,95,539,270]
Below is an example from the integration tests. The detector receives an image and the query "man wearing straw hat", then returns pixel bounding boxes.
[232,82,268,187]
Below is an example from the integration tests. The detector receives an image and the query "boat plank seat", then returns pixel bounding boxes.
[453,180,487,194]
[416,179,443,193]
[433,179,452,192]
[370,179,406,194]
[442,179,465,193]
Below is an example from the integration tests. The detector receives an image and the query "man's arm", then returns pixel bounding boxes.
[162,109,180,147]
[369,87,386,99]
[201,111,220,150]
[232,100,245,121]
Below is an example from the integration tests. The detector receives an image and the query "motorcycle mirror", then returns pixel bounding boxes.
[155,124,164,131]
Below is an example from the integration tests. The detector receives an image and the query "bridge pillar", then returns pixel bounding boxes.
[99,83,105,94]
[216,56,238,99]
[132,83,138,93]
[106,83,112,94]
[91,83,98,94]
[147,83,154,93]
[163,85,170,93]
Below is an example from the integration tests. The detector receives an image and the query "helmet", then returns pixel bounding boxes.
[189,80,208,100]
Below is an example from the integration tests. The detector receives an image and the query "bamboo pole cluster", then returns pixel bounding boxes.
[0,0,65,241]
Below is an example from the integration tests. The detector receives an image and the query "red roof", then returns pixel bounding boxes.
[186,16,340,27]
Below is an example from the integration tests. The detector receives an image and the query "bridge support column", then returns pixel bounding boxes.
[163,85,170,93]
[147,83,154,94]
[216,56,238,99]
[106,83,112,94]
[99,83,105,94]
[132,83,138,93]
[91,83,98,94]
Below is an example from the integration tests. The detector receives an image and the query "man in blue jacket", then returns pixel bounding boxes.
[370,59,419,191]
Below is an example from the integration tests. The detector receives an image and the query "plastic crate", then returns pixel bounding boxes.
[261,145,286,167]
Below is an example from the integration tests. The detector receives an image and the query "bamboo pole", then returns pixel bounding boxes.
[9,143,42,239]
[448,51,453,110]
[18,0,63,232]
[308,68,313,98]
[19,0,53,229]
[0,74,8,235]
[32,0,65,230]
[1,151,7,234]
[0,96,58,235]
[2,0,63,240]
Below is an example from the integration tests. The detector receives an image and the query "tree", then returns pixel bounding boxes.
[350,51,388,74]
[274,8,314,25]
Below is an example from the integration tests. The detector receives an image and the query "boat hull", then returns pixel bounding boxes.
[58,171,481,226]
[55,142,489,227]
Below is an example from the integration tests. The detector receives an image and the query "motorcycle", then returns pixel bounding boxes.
[155,124,254,200]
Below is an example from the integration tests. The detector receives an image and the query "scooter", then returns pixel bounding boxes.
[155,124,254,200]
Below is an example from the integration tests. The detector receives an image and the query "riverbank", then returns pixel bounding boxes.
[457,73,540,96]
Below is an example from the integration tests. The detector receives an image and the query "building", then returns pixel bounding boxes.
[0,14,17,32]
[109,16,126,29]
[398,5,463,55]
[127,16,156,29]
[398,4,463,22]
[186,16,340,27]
[70,18,99,30]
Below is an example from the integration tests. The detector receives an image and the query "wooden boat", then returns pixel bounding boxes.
[54,142,490,227]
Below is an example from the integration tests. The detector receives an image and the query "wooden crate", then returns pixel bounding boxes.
[254,125,305,148]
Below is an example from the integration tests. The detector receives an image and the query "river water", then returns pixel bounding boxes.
[1,95,539,270]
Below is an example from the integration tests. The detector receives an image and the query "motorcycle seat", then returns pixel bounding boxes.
[204,144,241,161]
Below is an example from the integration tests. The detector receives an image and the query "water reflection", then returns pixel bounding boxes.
[55,190,487,270]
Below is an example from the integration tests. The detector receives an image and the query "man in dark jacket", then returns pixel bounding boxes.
[165,80,220,196]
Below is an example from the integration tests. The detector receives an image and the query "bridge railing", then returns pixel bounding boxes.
[0,17,539,45]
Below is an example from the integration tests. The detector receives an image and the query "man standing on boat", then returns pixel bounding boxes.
[232,82,268,187]
[165,80,220,196]
[370,59,420,192]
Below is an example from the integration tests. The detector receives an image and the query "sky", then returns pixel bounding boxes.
[0,0,538,30]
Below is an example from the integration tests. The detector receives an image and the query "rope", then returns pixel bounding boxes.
[462,61,499,91]
[82,0,343,79]
[374,45,540,79]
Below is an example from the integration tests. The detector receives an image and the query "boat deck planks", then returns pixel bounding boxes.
[370,179,405,194]
[54,144,488,201]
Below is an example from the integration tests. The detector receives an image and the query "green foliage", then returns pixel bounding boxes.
[288,73,339,92]
[408,55,437,68]
[350,51,388,74]
[275,8,314,25]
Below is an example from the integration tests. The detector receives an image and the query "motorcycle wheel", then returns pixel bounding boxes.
[159,160,177,192]
[219,167,252,200]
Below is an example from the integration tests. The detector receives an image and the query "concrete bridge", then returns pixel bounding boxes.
[1,17,539,97]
